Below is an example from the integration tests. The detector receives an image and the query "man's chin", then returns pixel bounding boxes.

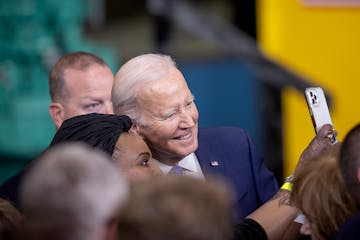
[152,141,198,164]
[173,142,198,158]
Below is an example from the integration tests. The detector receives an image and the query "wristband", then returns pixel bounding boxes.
[281,182,293,191]
[281,174,294,191]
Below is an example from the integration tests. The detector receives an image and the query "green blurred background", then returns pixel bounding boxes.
[0,0,119,182]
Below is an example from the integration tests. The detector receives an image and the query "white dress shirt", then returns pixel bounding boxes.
[153,153,205,179]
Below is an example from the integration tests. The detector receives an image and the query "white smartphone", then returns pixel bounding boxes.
[304,87,337,143]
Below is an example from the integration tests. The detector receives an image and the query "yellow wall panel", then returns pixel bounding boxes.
[258,0,360,175]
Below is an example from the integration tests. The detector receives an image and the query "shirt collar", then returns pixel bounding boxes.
[153,153,199,174]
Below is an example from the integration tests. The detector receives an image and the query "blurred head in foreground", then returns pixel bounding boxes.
[20,143,128,240]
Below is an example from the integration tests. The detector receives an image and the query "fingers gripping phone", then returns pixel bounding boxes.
[304,87,337,143]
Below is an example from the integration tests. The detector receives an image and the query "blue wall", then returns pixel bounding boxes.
[179,57,263,151]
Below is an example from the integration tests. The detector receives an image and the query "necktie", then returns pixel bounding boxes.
[169,165,185,175]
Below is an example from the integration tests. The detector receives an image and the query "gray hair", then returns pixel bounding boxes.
[112,53,177,125]
[20,143,128,240]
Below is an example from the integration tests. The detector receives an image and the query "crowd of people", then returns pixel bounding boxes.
[0,51,359,240]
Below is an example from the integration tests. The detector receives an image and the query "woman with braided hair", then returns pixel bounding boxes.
[50,113,162,183]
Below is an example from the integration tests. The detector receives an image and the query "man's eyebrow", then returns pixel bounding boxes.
[162,108,177,115]
[86,97,103,102]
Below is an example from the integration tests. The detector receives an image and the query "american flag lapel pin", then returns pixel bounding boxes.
[210,160,219,167]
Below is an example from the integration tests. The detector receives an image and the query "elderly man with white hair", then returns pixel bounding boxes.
[111,53,279,221]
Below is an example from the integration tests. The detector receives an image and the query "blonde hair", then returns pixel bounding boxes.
[117,175,234,240]
[291,144,357,239]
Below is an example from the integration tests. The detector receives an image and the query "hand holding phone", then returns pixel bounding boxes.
[304,87,337,143]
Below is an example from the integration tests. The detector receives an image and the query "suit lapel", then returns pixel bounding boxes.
[195,130,226,178]
[195,127,249,205]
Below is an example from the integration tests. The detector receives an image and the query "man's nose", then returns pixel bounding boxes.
[105,101,114,114]
[179,110,194,128]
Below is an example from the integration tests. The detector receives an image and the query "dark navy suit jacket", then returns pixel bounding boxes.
[196,127,279,221]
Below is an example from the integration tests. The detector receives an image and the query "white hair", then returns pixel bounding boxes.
[112,53,177,124]
[20,143,128,240]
